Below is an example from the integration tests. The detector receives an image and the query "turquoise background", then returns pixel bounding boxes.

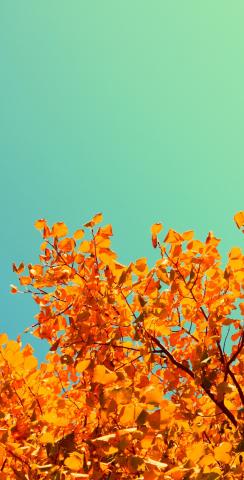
[0,2,243,360]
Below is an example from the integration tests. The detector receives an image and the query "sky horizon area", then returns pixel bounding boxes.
[0,1,243,361]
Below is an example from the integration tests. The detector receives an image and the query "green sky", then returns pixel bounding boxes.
[0,1,243,359]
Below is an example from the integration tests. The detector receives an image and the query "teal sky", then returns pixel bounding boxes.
[0,2,243,360]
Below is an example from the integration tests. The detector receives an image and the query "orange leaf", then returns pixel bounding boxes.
[76,359,90,373]
[234,211,244,229]
[164,229,183,243]
[84,212,103,228]
[151,223,163,236]
[99,224,113,236]
[186,442,205,463]
[58,238,75,252]
[19,276,32,286]
[52,222,68,238]
[73,229,85,240]
[64,453,83,471]
[0,333,8,345]
[93,365,117,385]
[79,240,91,253]
[92,212,103,225]
[34,219,46,230]
[214,442,232,463]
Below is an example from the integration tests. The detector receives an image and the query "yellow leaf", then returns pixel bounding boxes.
[76,359,90,373]
[151,223,163,236]
[99,224,113,236]
[19,276,32,286]
[141,386,162,404]
[23,355,38,371]
[39,432,55,443]
[119,404,135,426]
[99,250,117,265]
[34,219,46,230]
[120,404,143,426]
[52,222,68,238]
[0,333,8,345]
[182,230,194,241]
[73,229,85,240]
[79,240,91,253]
[234,211,244,229]
[93,365,117,385]
[229,247,242,259]
[64,453,83,471]
[84,213,103,228]
[156,324,171,336]
[164,229,183,244]
[42,410,70,426]
[214,442,232,463]
[186,442,205,463]
[199,453,215,466]
[141,435,154,449]
[93,212,103,225]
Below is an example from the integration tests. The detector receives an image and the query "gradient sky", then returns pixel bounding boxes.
[0,2,243,360]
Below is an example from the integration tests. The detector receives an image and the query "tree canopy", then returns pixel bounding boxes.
[0,211,243,479]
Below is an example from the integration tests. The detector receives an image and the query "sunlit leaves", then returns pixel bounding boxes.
[2,211,243,479]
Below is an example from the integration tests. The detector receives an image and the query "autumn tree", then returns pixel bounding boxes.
[0,211,243,479]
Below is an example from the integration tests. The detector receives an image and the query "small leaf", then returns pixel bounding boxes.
[76,359,90,373]
[52,222,68,238]
[151,223,163,236]
[19,276,32,286]
[34,219,46,230]
[64,453,83,471]
[93,365,117,385]
[73,229,85,240]
[234,211,244,229]
[214,442,232,463]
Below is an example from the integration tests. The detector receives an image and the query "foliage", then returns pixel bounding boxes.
[1,211,244,479]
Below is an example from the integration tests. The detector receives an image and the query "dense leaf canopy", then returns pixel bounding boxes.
[1,212,243,479]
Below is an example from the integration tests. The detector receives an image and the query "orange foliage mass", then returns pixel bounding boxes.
[0,211,243,479]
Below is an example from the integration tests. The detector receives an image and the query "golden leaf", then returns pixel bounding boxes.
[234,211,244,229]
[64,453,83,471]
[19,276,32,286]
[58,238,75,252]
[186,442,205,463]
[78,240,91,253]
[73,229,85,240]
[93,365,117,385]
[164,229,183,243]
[214,442,232,463]
[34,219,46,230]
[52,222,68,238]
[151,223,163,236]
[76,359,90,373]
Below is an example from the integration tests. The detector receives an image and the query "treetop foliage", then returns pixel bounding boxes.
[1,211,244,479]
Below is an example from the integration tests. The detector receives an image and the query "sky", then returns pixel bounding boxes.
[0,1,243,361]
